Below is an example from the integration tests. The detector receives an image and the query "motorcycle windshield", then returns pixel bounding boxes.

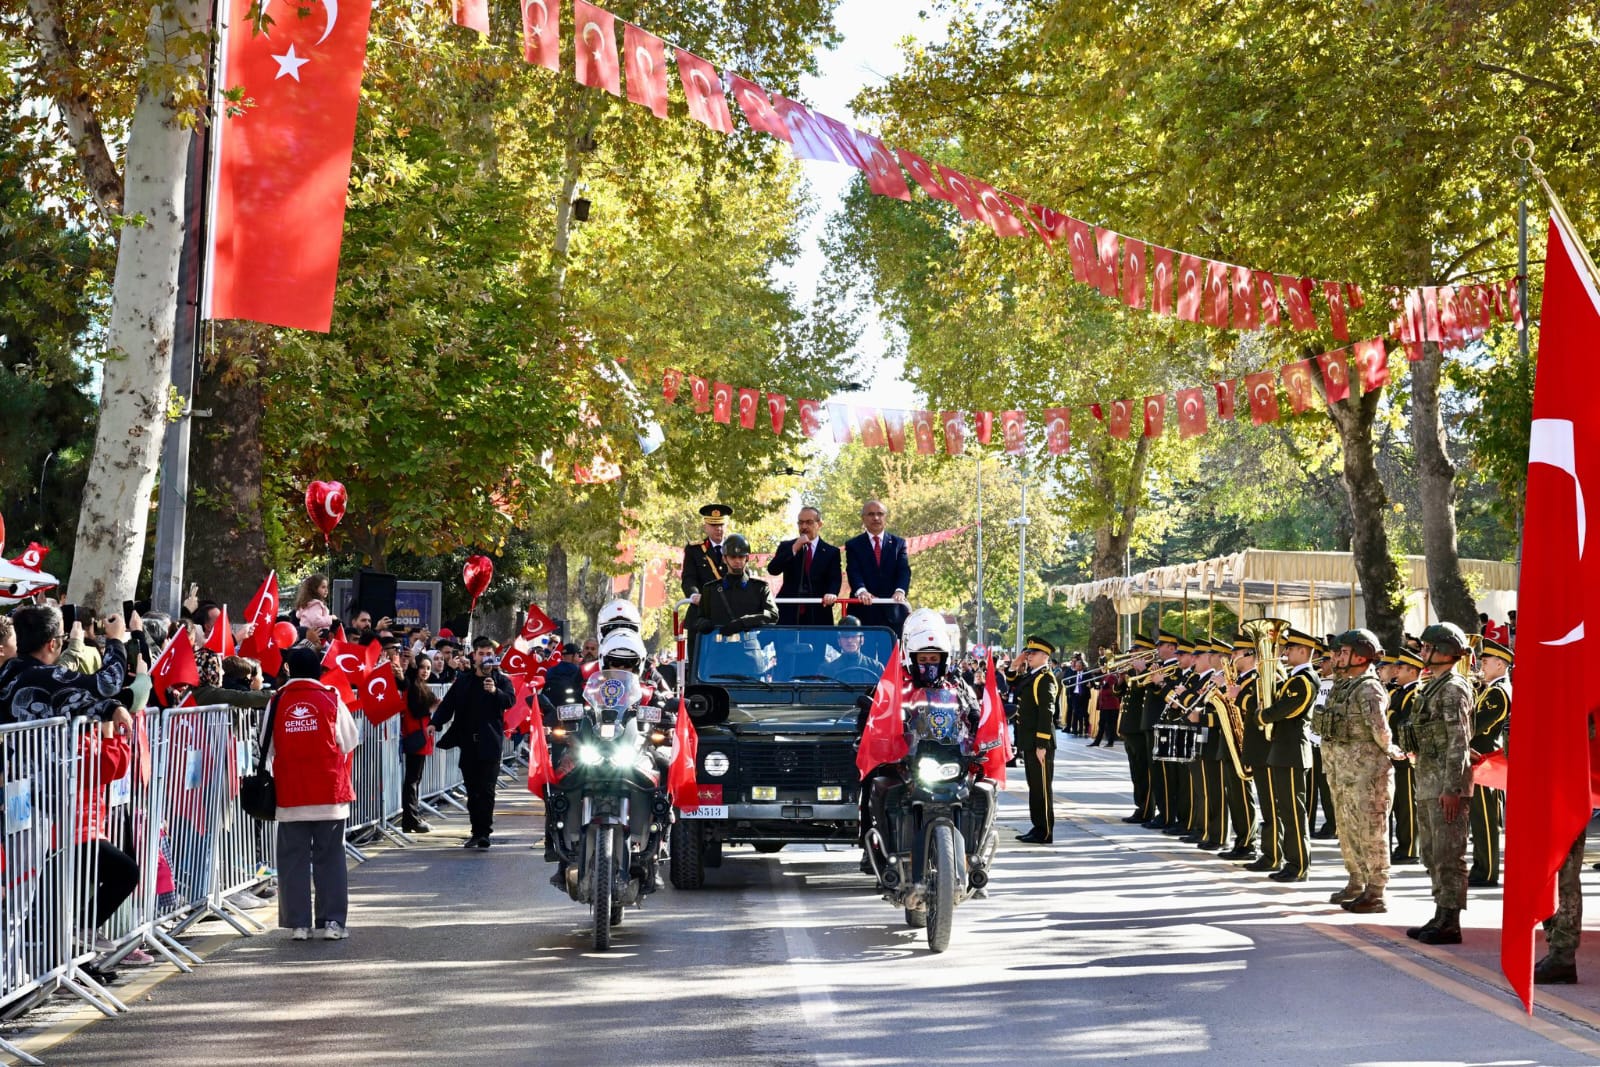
[583,669,642,723]
[907,689,965,745]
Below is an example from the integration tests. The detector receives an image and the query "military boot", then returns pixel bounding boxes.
[1344,888,1387,914]
[1329,880,1365,905]
[1534,954,1578,985]
[1416,907,1462,945]
[1406,906,1443,940]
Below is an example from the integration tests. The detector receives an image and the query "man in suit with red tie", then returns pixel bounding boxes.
[766,506,843,626]
[843,499,911,636]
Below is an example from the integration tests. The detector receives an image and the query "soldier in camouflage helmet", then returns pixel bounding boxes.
[1318,629,1403,913]
[1404,622,1476,946]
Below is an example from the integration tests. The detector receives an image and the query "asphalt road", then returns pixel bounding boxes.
[29,742,1600,1066]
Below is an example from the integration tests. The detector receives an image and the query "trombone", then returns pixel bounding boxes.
[1075,648,1145,686]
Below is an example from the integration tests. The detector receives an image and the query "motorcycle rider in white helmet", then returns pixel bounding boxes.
[595,597,673,697]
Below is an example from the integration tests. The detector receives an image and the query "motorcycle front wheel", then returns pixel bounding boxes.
[926,823,957,953]
[590,827,613,951]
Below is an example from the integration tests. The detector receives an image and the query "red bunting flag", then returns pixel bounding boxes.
[676,49,734,134]
[770,95,838,162]
[521,0,559,69]
[1323,280,1350,341]
[1345,282,1366,310]
[941,411,967,455]
[880,410,905,452]
[1151,246,1175,316]
[1244,371,1280,425]
[623,23,670,119]
[205,605,236,658]
[453,0,488,34]
[857,132,912,201]
[150,627,201,694]
[711,382,733,423]
[895,149,952,203]
[1106,399,1133,440]
[1278,275,1318,330]
[1351,338,1390,392]
[858,408,887,448]
[728,75,790,141]
[1121,240,1147,310]
[1094,228,1120,296]
[662,368,683,403]
[359,661,406,724]
[573,1,620,95]
[856,644,909,779]
[689,376,710,413]
[798,399,826,438]
[1026,204,1070,248]
[1232,265,1259,330]
[669,696,701,810]
[1204,260,1230,328]
[972,411,994,446]
[1253,270,1281,327]
[973,179,1029,238]
[1317,348,1352,403]
[1280,359,1318,414]
[766,393,787,435]
[814,114,869,170]
[1177,255,1204,322]
[1142,394,1166,438]
[1422,286,1443,341]
[1043,408,1071,455]
[737,387,759,429]
[828,403,855,444]
[935,166,983,222]
[1215,379,1238,420]
[913,411,937,454]
[1504,276,1525,327]
[1176,387,1208,438]
[1000,410,1026,454]
[1066,219,1095,284]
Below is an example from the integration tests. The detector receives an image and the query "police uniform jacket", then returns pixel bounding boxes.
[1260,662,1317,769]
[1007,665,1059,753]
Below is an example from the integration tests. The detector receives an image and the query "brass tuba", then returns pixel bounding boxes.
[1203,658,1251,782]
[1239,617,1291,741]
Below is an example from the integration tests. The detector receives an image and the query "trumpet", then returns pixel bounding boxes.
[1076,649,1145,686]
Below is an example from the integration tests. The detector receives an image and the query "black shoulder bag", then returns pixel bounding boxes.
[239,700,277,822]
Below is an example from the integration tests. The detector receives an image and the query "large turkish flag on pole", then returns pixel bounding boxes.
[1502,213,1600,1012]
[205,0,374,332]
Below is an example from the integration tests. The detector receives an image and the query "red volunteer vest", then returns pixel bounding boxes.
[271,679,355,808]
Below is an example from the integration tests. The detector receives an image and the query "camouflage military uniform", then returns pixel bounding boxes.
[1317,668,1394,892]
[1409,670,1475,910]
[1543,834,1586,966]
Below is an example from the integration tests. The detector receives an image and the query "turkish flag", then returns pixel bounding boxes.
[1345,281,1366,310]
[1439,285,1464,348]
[972,411,994,446]
[1278,275,1318,330]
[1317,348,1352,403]
[1244,371,1280,425]
[766,393,787,434]
[798,399,826,438]
[1203,260,1230,328]
[359,662,405,724]
[1231,266,1259,330]
[770,95,838,163]
[737,387,759,429]
[205,0,375,332]
[856,132,912,201]
[1176,255,1204,322]
[500,646,533,678]
[322,636,375,680]
[668,697,700,810]
[521,0,559,69]
[972,179,1029,238]
[520,603,557,641]
[504,675,537,736]
[623,23,670,118]
[935,167,983,223]
[828,403,855,444]
[240,572,282,677]
[322,667,361,714]
[913,411,937,454]
[573,1,620,95]
[1422,286,1443,341]
[1323,280,1350,341]
[813,114,869,170]
[1151,246,1175,316]
[1142,395,1166,438]
[1043,408,1071,455]
[1502,213,1600,1013]
[1253,270,1281,327]
[895,149,952,203]
[1505,276,1525,327]
[856,645,909,779]
[1105,399,1132,440]
[1094,228,1120,297]
[676,49,734,134]
[1351,338,1390,392]
[1024,203,1070,248]
[689,376,710,413]
[858,408,887,448]
[1398,288,1426,349]
[883,410,907,453]
[1214,379,1238,420]
[205,605,236,658]
[1176,387,1208,438]
[1280,359,1317,414]
[1121,240,1147,309]
[711,382,733,424]
[151,627,201,693]
[662,368,682,403]
[1000,410,1026,455]
[527,712,558,794]
[728,75,790,141]
[976,650,1011,787]
[941,411,967,455]
[453,0,488,33]
[1066,219,1095,285]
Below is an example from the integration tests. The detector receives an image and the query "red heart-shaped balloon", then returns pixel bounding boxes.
[463,555,494,601]
[305,481,348,537]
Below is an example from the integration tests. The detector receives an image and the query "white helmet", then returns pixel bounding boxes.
[902,608,952,684]
[598,598,642,636]
[597,628,647,672]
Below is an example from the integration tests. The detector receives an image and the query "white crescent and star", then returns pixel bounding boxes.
[582,21,607,58]
[634,46,654,77]
[1529,418,1588,646]
[1253,383,1273,406]
[527,0,549,33]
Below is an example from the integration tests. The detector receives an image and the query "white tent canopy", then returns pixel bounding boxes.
[1049,549,1518,636]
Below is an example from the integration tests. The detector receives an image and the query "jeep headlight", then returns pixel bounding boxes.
[702,751,730,777]
[916,757,962,783]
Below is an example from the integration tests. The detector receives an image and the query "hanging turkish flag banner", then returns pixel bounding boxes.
[689,376,710,413]
[676,49,734,134]
[1505,276,1525,327]
[728,75,790,141]
[1094,228,1120,297]
[1106,399,1132,440]
[1439,285,1464,348]
[941,411,967,455]
[1151,246,1175,316]
[766,393,787,435]
[1323,280,1350,341]
[205,0,376,332]
[453,0,488,34]
[1214,379,1238,420]
[895,149,952,203]
[1253,270,1281,327]
[1345,281,1366,310]
[1422,286,1443,341]
[999,410,1026,454]
[711,382,733,423]
[972,410,994,446]
[883,409,907,452]
[1280,359,1318,414]
[935,167,983,223]
[828,403,855,444]
[813,114,869,170]
[1043,408,1070,455]
[972,179,1029,238]
[858,408,887,448]
[1231,265,1259,330]
[798,399,826,438]
[1317,349,1352,403]
[1175,387,1208,438]
[1244,371,1280,425]
[1351,338,1390,392]
[1024,203,1070,248]
[1176,255,1204,322]
[913,411,937,454]
[623,23,670,119]
[1278,275,1318,330]
[521,0,559,69]
[1121,239,1147,310]
[662,368,683,403]
[573,1,620,95]
[737,387,759,429]
[856,132,912,201]
[1142,395,1166,438]
[1203,260,1230,328]
[770,95,839,163]
[1066,219,1095,284]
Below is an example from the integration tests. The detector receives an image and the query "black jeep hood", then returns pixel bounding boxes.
[725,704,857,734]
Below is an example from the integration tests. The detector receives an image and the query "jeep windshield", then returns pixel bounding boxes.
[691,624,894,701]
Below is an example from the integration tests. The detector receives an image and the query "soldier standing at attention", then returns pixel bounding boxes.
[1258,629,1319,882]
[1007,636,1060,845]
[1224,637,1263,865]
[1141,631,1182,831]
[1119,636,1156,825]
[1319,630,1401,913]
[681,504,734,602]
[1387,650,1426,865]
[1468,638,1512,887]
[1405,623,1476,946]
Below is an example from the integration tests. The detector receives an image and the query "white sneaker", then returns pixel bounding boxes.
[322,921,347,941]
[291,927,310,941]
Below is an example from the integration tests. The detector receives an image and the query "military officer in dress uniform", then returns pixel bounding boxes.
[1223,636,1262,863]
[1405,622,1476,946]
[1142,631,1183,830]
[681,504,735,601]
[1310,644,1339,840]
[1119,635,1157,824]
[1258,628,1320,882]
[1388,649,1425,864]
[1169,639,1205,840]
[1186,640,1229,851]
[1469,637,1512,887]
[1007,636,1060,844]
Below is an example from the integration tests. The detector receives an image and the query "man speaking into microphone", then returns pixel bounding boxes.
[767,506,843,626]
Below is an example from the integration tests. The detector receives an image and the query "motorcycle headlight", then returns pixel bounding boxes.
[577,745,604,767]
[607,746,636,768]
[702,751,730,777]
[916,757,962,783]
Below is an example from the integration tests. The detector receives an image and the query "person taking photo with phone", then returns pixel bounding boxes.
[432,636,514,849]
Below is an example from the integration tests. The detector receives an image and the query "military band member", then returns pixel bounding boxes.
[1141,631,1182,830]
[1258,629,1319,882]
[1320,630,1400,913]
[1310,645,1338,840]
[1388,650,1425,864]
[1163,638,1201,836]
[1468,638,1512,887]
[681,504,734,601]
[1223,637,1262,863]
[1186,641,1229,851]
[1119,635,1157,824]
[1405,623,1476,946]
[1007,636,1060,844]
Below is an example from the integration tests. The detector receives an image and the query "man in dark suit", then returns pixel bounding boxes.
[681,503,734,602]
[432,636,515,849]
[843,499,911,636]
[766,506,842,626]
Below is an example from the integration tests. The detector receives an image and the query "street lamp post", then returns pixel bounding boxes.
[1009,461,1029,655]
[974,455,984,649]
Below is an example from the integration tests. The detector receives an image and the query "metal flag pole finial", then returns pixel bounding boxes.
[1513,136,1600,291]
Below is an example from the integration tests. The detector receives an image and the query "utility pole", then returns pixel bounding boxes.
[974,455,984,648]
[1010,458,1029,655]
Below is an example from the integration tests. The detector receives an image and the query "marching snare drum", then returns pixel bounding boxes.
[1153,722,1200,763]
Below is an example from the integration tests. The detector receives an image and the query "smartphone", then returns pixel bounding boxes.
[61,603,78,631]
[130,629,151,665]
[122,600,136,629]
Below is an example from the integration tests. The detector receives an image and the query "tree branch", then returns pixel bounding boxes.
[1472,61,1575,95]
[24,0,125,220]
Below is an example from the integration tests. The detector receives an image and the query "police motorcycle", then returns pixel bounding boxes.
[545,630,674,951]
[861,609,998,953]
